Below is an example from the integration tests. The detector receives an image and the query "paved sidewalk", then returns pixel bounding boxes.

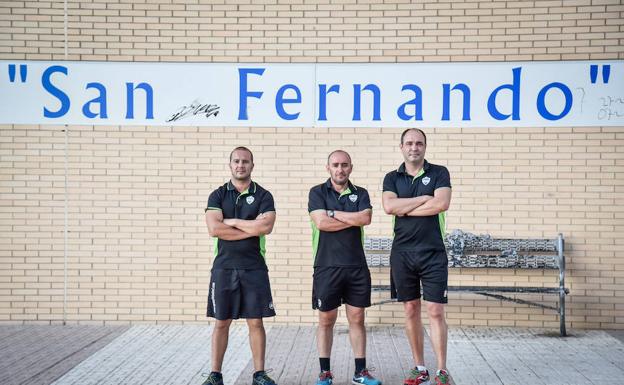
[1,324,623,385]
[0,325,128,385]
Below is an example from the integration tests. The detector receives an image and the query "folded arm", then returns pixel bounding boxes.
[333,208,372,227]
[310,210,350,232]
[382,191,433,216]
[405,187,451,216]
[222,211,276,236]
[205,209,254,240]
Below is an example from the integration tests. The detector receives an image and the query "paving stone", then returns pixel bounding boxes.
[0,325,128,385]
[2,324,623,385]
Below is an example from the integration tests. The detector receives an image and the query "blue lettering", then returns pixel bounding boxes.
[82,82,108,119]
[353,84,381,121]
[275,84,301,120]
[442,83,471,121]
[238,68,265,120]
[537,82,572,121]
[42,65,70,118]
[488,67,521,121]
[125,82,153,119]
[318,84,340,121]
[397,85,423,121]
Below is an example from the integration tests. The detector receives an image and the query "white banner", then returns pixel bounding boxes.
[0,60,622,127]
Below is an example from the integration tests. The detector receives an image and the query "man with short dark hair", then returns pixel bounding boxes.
[203,146,278,385]
[308,150,381,385]
[382,129,452,385]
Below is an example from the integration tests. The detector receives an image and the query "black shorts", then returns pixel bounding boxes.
[390,249,448,304]
[207,269,276,320]
[312,266,371,311]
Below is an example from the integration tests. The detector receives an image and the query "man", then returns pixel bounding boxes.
[382,129,452,385]
[204,147,278,385]
[308,150,381,385]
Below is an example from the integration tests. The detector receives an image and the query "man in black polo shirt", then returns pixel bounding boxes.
[308,150,381,385]
[203,147,277,385]
[382,129,452,385]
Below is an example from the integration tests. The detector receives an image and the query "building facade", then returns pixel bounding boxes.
[1,0,623,329]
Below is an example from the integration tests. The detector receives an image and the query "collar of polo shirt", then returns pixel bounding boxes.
[226,180,257,194]
[324,178,357,197]
[397,160,431,182]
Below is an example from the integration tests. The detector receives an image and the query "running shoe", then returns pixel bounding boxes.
[252,371,278,385]
[315,370,333,385]
[404,367,430,385]
[201,372,224,385]
[433,369,449,385]
[352,368,382,385]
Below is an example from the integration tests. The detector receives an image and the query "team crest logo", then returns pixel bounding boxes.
[246,196,255,205]
[349,194,358,202]
[268,302,274,310]
[422,176,431,186]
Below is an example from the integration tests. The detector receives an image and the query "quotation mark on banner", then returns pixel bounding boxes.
[8,64,28,83]
[589,64,610,84]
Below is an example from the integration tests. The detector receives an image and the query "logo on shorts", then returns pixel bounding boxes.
[422,176,431,186]
[211,282,217,314]
[317,299,322,308]
[246,196,255,205]
[268,302,274,310]
[349,194,358,202]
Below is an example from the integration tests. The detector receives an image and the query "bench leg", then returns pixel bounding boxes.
[559,289,567,337]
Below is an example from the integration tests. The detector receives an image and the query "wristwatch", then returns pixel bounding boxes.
[327,210,335,218]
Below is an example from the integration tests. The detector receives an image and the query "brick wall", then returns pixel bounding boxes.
[1,0,623,329]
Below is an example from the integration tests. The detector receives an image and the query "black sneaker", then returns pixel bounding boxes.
[252,370,277,385]
[201,372,224,385]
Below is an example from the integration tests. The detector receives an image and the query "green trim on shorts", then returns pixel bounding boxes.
[438,211,446,241]
[259,234,266,259]
[311,220,320,264]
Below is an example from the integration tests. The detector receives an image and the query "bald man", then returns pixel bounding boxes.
[308,150,381,385]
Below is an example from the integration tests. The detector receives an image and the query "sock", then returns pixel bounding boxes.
[320,357,330,372]
[416,365,428,372]
[253,371,265,378]
[355,358,366,374]
[210,372,222,378]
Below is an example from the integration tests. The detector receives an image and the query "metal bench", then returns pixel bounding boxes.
[365,230,570,336]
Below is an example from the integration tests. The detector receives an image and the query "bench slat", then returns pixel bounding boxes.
[365,252,559,269]
[372,285,568,294]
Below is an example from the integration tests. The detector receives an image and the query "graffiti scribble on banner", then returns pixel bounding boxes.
[166,100,220,122]
[597,95,624,120]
